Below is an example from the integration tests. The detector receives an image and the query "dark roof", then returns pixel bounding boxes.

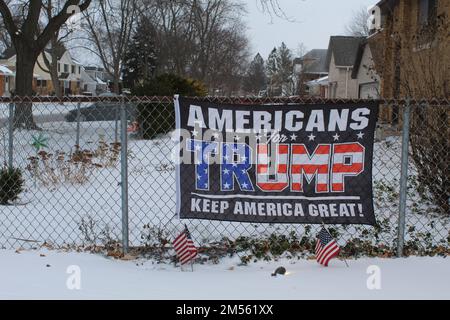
[300,49,328,74]
[325,36,365,69]
[351,40,369,79]
[0,47,16,60]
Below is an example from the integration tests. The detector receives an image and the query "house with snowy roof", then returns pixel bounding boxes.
[0,64,14,96]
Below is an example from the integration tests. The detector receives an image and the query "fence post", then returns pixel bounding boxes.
[76,102,81,148]
[120,98,129,254]
[397,98,411,257]
[115,106,119,143]
[8,102,14,170]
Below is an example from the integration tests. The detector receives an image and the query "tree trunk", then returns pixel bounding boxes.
[50,61,62,98]
[14,47,39,129]
[113,67,120,94]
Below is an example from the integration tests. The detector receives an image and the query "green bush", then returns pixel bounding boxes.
[132,74,207,139]
[0,167,24,205]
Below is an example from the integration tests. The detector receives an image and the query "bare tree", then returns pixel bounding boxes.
[141,0,249,94]
[371,10,449,215]
[0,0,92,128]
[36,0,78,98]
[82,0,137,93]
[345,6,370,37]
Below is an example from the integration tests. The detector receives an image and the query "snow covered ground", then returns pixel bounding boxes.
[0,249,448,300]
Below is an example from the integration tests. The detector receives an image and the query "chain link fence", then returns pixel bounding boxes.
[0,96,448,259]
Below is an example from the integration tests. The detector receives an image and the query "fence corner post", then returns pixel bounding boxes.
[8,102,14,170]
[397,97,411,257]
[120,97,129,255]
[76,102,81,148]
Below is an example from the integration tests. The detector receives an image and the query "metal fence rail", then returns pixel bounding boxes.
[0,96,448,258]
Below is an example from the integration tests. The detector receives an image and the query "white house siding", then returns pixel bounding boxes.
[355,44,380,99]
[327,53,359,99]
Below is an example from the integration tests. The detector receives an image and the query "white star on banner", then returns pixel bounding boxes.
[223,168,230,175]
[308,133,316,141]
[290,133,297,141]
[242,182,248,189]
[357,132,365,139]
[223,183,230,189]
[333,133,340,141]
[191,129,198,137]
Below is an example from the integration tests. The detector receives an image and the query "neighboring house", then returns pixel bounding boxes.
[0,64,14,96]
[352,40,381,99]
[79,67,98,96]
[84,66,113,95]
[306,76,329,98]
[0,50,83,96]
[368,0,449,100]
[325,36,365,99]
[293,49,328,95]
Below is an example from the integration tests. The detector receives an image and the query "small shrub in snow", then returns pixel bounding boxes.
[0,167,24,205]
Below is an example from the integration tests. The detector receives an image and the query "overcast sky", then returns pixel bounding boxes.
[246,0,373,58]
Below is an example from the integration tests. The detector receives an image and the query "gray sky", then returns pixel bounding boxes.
[246,0,373,58]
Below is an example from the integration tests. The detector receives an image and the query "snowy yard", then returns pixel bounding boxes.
[0,249,448,299]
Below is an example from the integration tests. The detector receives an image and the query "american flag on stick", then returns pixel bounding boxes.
[173,225,198,265]
[315,227,341,267]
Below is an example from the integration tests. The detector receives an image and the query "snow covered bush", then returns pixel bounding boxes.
[0,167,24,205]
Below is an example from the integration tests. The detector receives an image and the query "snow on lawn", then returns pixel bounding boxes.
[0,102,91,121]
[0,117,448,250]
[0,249,448,299]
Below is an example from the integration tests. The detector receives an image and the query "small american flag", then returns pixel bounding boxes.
[173,225,198,265]
[315,227,340,267]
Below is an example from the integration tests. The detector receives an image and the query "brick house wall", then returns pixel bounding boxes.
[367,0,449,125]
[0,76,5,96]
[369,0,449,100]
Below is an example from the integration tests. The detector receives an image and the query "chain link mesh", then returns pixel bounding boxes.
[0,96,448,258]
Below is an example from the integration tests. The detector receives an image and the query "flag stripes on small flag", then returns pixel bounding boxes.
[173,225,198,265]
[315,227,340,267]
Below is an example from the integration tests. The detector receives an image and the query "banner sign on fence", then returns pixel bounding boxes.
[174,96,379,225]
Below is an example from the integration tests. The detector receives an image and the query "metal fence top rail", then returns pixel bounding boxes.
[0,96,448,105]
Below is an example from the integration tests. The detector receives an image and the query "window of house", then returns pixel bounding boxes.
[78,67,81,74]
[71,65,75,74]
[64,64,69,73]
[418,0,437,25]
[37,80,47,87]
[58,63,61,72]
